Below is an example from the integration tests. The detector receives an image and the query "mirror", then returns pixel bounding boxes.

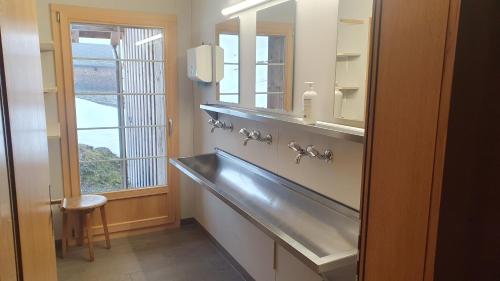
[255,0,296,111]
[247,0,373,128]
[216,18,240,104]
[333,0,373,126]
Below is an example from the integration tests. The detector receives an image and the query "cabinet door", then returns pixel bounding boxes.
[275,245,322,281]
[195,186,275,281]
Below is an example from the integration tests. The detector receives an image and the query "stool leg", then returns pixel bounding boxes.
[85,212,94,262]
[77,213,84,246]
[61,211,68,258]
[100,206,111,249]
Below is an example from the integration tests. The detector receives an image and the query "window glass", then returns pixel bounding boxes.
[71,23,167,194]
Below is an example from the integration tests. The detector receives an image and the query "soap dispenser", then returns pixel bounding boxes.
[302,82,318,124]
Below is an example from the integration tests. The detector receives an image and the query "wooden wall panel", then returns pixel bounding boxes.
[90,193,171,237]
[0,0,58,280]
[360,0,453,280]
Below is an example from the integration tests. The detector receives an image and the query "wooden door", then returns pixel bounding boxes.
[358,0,465,280]
[0,0,58,280]
[0,44,18,281]
[50,4,180,240]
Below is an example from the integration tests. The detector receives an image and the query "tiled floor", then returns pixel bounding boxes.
[57,223,246,281]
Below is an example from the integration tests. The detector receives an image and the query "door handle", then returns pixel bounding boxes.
[168,118,173,136]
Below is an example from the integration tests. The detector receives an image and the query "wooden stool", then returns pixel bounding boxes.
[60,195,111,261]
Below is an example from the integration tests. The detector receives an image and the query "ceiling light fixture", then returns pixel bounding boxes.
[221,0,272,16]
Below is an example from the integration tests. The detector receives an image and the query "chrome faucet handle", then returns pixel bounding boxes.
[295,154,305,164]
[323,149,334,163]
[239,128,250,137]
[209,119,233,133]
[208,118,220,133]
[306,145,319,157]
[288,141,304,153]
[288,141,306,164]
[239,128,251,145]
[263,134,272,144]
[249,130,261,140]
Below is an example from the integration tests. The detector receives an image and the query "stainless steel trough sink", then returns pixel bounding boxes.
[170,149,360,274]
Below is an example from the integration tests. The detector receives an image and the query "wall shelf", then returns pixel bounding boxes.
[40,41,55,52]
[201,104,364,143]
[339,18,365,25]
[337,52,361,58]
[336,86,360,91]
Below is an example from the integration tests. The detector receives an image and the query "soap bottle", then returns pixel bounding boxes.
[302,82,317,124]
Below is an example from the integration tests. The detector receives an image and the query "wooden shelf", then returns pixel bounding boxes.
[337,52,361,58]
[40,41,54,52]
[336,86,360,91]
[201,104,364,143]
[339,18,365,25]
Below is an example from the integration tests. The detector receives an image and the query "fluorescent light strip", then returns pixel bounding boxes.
[135,34,163,46]
[221,0,272,16]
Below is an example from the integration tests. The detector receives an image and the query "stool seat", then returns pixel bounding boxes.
[60,194,110,261]
[61,195,107,211]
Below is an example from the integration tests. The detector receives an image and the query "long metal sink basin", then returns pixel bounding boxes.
[170,149,360,274]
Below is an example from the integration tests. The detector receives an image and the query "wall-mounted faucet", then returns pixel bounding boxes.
[288,142,333,164]
[306,145,333,163]
[239,128,272,146]
[208,118,233,133]
[288,141,307,164]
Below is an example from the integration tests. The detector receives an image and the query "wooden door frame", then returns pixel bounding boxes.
[50,4,180,224]
[358,0,462,280]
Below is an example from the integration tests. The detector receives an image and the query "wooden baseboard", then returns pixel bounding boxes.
[92,215,172,236]
[62,216,178,246]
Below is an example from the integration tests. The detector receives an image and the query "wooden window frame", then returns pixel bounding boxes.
[256,21,295,112]
[50,4,179,215]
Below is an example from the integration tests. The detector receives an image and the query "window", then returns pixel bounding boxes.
[71,23,168,194]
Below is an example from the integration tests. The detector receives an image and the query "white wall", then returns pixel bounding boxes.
[36,0,196,232]
[191,0,363,210]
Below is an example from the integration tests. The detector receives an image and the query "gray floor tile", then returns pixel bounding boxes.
[57,224,245,281]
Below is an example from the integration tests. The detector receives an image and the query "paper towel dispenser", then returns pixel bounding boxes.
[187,45,224,83]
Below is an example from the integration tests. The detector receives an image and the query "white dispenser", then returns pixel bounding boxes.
[302,82,318,124]
[187,45,213,82]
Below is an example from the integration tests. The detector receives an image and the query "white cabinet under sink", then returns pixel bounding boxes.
[194,186,275,281]
[275,245,323,281]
